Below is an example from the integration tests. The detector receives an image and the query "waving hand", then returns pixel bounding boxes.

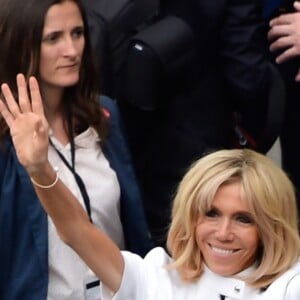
[0,74,49,174]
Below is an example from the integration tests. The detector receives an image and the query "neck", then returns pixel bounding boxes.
[40,82,64,122]
[40,83,70,144]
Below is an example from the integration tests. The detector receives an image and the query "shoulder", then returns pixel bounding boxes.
[99,95,122,138]
[286,273,300,299]
[99,95,118,120]
[144,247,173,266]
[120,247,171,268]
[285,262,300,299]
[114,248,174,299]
[264,261,300,299]
[279,261,300,283]
[98,95,123,152]
[121,247,172,271]
[98,94,128,160]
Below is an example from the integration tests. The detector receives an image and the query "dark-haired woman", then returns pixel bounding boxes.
[0,0,152,299]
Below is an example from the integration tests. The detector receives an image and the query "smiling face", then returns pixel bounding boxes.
[195,182,260,276]
[39,1,84,90]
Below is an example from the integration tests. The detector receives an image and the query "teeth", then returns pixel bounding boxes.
[211,246,234,255]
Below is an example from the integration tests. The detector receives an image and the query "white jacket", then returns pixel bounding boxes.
[102,247,300,300]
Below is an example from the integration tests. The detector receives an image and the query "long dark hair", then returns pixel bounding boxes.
[0,0,108,142]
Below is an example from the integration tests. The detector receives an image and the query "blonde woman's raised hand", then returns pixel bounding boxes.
[0,74,49,175]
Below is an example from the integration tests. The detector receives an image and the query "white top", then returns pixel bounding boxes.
[101,247,300,300]
[47,127,124,300]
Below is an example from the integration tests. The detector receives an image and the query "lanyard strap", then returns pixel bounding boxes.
[49,116,93,223]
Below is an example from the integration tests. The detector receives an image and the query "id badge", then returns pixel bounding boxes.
[85,279,101,300]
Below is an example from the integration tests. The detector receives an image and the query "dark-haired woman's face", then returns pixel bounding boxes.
[39,1,84,90]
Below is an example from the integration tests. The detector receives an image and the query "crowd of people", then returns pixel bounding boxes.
[0,0,300,299]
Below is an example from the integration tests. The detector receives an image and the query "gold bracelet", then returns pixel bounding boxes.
[30,167,59,189]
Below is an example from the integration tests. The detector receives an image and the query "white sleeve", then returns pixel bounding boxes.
[286,275,300,300]
[101,251,151,300]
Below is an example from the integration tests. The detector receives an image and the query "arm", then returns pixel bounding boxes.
[268,2,300,80]
[0,74,124,293]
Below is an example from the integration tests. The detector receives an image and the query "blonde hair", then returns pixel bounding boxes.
[167,148,300,288]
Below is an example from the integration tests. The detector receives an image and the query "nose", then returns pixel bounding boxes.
[215,218,234,241]
[62,36,78,57]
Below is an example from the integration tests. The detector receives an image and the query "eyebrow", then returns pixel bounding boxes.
[209,205,253,216]
[43,24,84,34]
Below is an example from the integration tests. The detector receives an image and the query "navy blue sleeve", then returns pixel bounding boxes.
[0,140,48,300]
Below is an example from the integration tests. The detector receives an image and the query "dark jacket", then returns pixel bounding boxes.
[119,0,271,243]
[0,96,152,300]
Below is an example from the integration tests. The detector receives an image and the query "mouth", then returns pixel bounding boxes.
[209,244,240,256]
[59,63,79,69]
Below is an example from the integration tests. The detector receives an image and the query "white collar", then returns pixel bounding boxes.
[49,127,100,150]
[200,264,259,299]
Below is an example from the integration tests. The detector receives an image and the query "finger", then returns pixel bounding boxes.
[17,73,32,113]
[29,77,45,117]
[268,24,292,41]
[269,35,293,52]
[295,71,300,82]
[275,46,299,63]
[0,99,14,128]
[294,2,300,12]
[1,83,21,118]
[270,13,294,26]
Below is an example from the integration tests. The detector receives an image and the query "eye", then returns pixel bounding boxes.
[235,213,254,224]
[205,208,219,218]
[43,32,60,44]
[72,27,84,39]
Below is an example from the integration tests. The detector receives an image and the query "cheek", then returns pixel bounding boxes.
[245,228,260,253]
[39,59,51,80]
[195,223,210,245]
[77,39,85,58]
[39,49,55,75]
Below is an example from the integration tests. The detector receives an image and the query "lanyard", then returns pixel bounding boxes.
[49,117,93,223]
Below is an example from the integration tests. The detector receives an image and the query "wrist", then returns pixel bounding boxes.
[28,162,58,186]
[31,166,59,189]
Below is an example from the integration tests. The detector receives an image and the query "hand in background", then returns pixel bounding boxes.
[0,74,49,175]
[268,1,300,81]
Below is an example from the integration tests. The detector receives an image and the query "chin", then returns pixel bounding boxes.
[55,70,80,85]
[63,80,79,87]
[208,264,240,276]
[57,77,80,87]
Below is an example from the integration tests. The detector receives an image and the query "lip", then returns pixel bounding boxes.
[208,243,240,256]
[58,63,78,69]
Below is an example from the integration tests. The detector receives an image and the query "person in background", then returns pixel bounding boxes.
[117,0,272,247]
[268,0,300,218]
[0,0,152,299]
[1,90,299,300]
[263,0,286,19]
